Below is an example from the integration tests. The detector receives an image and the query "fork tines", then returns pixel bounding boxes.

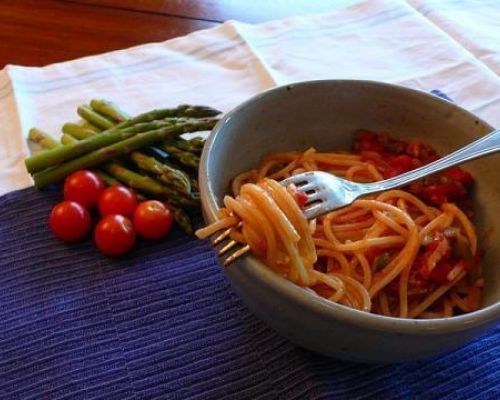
[212,222,250,266]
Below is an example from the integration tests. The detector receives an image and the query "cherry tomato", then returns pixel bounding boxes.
[63,170,104,208]
[98,186,138,217]
[94,214,136,257]
[49,201,91,242]
[133,201,174,240]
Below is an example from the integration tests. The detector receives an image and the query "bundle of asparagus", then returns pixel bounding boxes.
[26,100,221,234]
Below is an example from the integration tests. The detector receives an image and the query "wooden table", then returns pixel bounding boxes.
[0,0,337,68]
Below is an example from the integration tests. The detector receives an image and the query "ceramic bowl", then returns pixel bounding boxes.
[199,80,500,363]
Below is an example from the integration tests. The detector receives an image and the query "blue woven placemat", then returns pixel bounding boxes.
[0,186,499,400]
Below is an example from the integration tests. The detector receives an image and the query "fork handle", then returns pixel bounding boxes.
[362,129,500,194]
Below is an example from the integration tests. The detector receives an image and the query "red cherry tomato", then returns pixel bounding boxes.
[94,214,136,257]
[98,186,138,217]
[63,170,104,208]
[49,201,91,242]
[133,201,174,240]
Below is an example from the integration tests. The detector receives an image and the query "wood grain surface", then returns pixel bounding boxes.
[0,0,340,68]
[0,0,215,68]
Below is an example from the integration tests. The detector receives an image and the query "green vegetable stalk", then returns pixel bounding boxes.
[159,142,200,169]
[32,119,217,188]
[119,104,221,128]
[77,105,115,130]
[171,137,205,155]
[29,128,118,187]
[171,207,193,235]
[28,128,60,150]
[62,123,97,140]
[130,151,191,194]
[90,99,129,123]
[25,117,188,173]
[63,117,194,196]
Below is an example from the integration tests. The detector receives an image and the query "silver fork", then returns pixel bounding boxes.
[282,129,500,219]
[211,221,251,266]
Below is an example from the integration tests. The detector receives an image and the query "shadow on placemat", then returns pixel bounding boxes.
[0,187,498,400]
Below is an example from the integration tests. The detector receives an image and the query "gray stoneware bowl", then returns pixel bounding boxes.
[199,80,500,363]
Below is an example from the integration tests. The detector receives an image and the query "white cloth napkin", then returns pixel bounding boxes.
[1,0,499,196]
[408,0,500,75]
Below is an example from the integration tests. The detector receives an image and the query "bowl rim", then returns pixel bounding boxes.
[199,79,500,334]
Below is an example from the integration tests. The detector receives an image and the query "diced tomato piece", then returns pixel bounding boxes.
[383,168,400,179]
[429,261,453,285]
[417,235,452,279]
[317,162,331,169]
[388,155,416,173]
[358,138,385,153]
[294,190,308,208]
[360,151,384,163]
[421,153,440,164]
[411,158,423,169]
[406,140,423,158]
[422,183,465,206]
[445,167,474,185]
[430,260,470,286]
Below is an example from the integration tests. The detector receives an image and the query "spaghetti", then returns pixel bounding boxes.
[197,131,483,318]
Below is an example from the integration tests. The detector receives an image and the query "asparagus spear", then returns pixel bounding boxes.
[63,118,193,195]
[25,117,193,173]
[62,123,96,140]
[81,121,101,133]
[77,105,115,130]
[171,206,193,235]
[171,137,205,155]
[28,128,119,187]
[130,151,191,194]
[28,128,60,149]
[26,102,219,173]
[60,134,122,187]
[89,100,184,165]
[32,119,217,188]
[61,133,77,145]
[95,170,121,187]
[159,143,200,169]
[119,104,221,128]
[90,99,128,123]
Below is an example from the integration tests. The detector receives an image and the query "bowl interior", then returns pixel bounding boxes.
[203,80,500,310]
